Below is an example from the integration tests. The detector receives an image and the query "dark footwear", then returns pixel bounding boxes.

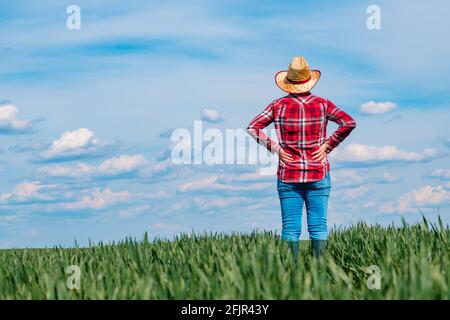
[311,240,327,258]
[288,241,299,259]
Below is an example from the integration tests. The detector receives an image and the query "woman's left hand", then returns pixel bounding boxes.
[312,142,329,164]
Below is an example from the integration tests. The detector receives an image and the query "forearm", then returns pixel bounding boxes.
[326,122,356,151]
[246,127,281,154]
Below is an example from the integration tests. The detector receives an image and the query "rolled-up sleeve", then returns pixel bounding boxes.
[246,100,281,154]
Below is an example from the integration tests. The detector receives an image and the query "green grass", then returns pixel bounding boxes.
[0,218,449,299]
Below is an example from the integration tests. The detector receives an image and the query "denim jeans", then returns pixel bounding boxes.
[277,173,331,241]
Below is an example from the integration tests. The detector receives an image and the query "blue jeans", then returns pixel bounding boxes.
[277,173,331,241]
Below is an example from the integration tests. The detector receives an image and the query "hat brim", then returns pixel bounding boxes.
[275,70,321,94]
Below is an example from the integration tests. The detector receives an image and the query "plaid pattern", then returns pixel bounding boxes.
[247,93,356,183]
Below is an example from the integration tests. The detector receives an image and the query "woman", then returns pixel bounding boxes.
[246,56,356,258]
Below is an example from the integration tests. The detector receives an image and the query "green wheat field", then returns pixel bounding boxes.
[0,218,448,299]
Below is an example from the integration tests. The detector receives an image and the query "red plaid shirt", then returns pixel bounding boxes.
[247,92,356,183]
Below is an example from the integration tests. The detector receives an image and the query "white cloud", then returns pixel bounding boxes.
[201,108,224,123]
[331,169,365,188]
[0,181,56,204]
[141,190,170,200]
[63,188,129,210]
[158,128,174,138]
[119,205,152,219]
[39,155,176,181]
[168,202,185,212]
[36,128,115,162]
[379,172,401,183]
[333,185,371,201]
[178,175,218,192]
[380,184,450,213]
[331,143,440,165]
[38,163,93,179]
[0,215,18,222]
[360,101,397,115]
[193,196,254,211]
[331,169,400,186]
[0,103,34,134]
[47,128,97,155]
[224,171,276,183]
[149,222,185,235]
[0,180,163,214]
[150,222,177,230]
[143,158,179,179]
[178,175,272,193]
[426,169,450,180]
[96,154,148,176]
[362,201,377,209]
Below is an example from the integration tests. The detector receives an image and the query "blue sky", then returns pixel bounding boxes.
[0,0,449,248]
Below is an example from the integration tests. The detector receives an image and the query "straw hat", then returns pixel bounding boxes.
[275,56,321,94]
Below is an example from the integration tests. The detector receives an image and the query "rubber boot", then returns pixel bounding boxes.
[311,240,327,258]
[288,241,299,260]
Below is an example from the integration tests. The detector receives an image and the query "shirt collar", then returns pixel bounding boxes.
[289,92,313,103]
[289,91,311,97]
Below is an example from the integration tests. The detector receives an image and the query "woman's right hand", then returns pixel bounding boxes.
[277,148,294,164]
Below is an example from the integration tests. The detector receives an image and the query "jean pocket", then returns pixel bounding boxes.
[310,173,331,189]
